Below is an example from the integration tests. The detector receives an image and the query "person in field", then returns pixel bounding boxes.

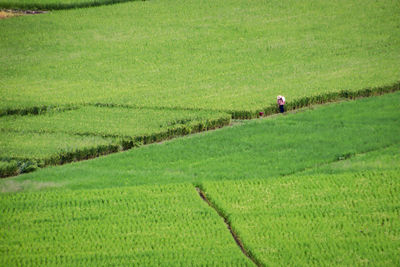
[277,95,285,113]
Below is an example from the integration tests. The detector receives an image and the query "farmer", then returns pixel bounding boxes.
[277,95,285,113]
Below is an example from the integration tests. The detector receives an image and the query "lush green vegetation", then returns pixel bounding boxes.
[1,0,399,114]
[0,0,138,10]
[1,94,399,265]
[3,92,398,191]
[0,183,252,266]
[1,0,399,264]
[201,150,400,266]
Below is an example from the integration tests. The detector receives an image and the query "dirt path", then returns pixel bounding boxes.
[0,9,46,19]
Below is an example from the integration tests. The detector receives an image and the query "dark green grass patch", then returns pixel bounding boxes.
[1,0,399,114]
[3,92,399,191]
[0,183,252,266]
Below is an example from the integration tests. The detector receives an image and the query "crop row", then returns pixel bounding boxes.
[201,167,400,266]
[0,183,252,266]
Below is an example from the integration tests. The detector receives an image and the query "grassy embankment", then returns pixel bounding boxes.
[0,107,230,176]
[1,93,399,265]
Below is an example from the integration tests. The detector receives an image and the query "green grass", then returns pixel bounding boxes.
[0,183,252,266]
[3,92,399,191]
[1,0,399,113]
[0,0,139,10]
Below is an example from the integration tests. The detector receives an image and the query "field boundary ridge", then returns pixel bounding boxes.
[195,185,263,267]
[3,81,398,118]
[231,81,400,119]
[0,116,230,178]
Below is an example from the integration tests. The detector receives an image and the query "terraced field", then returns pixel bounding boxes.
[1,94,400,265]
[1,0,399,265]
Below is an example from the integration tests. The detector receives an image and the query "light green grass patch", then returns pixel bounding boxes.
[0,183,252,266]
[300,145,400,176]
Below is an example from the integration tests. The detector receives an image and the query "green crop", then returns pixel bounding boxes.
[1,94,399,266]
[0,183,252,266]
[201,148,400,266]
[1,0,399,114]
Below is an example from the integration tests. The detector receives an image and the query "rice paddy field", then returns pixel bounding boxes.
[1,0,400,265]
[1,93,400,265]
